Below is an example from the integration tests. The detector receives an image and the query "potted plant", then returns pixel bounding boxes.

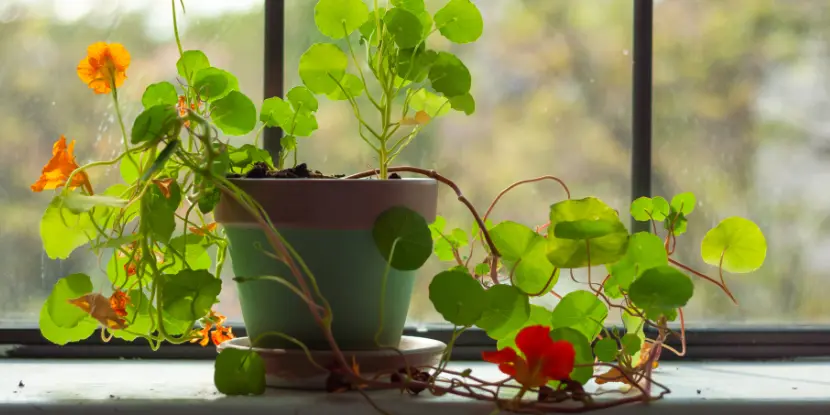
[213,0,487,354]
[33,0,769,411]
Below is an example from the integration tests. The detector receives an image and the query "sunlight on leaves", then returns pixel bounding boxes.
[314,0,369,40]
[701,217,767,273]
[299,43,349,95]
[547,197,629,268]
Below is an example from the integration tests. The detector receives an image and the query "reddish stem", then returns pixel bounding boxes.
[668,258,737,304]
[346,166,500,284]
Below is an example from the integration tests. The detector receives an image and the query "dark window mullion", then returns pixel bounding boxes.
[631,0,653,232]
[263,0,285,159]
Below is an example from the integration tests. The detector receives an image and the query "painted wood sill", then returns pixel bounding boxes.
[1,360,829,414]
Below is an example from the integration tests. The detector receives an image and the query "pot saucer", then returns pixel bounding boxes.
[216,336,447,390]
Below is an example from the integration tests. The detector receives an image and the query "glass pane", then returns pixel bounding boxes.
[285,0,632,327]
[653,0,830,325]
[0,0,263,327]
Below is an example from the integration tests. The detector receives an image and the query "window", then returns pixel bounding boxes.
[0,0,264,328]
[1,0,827,357]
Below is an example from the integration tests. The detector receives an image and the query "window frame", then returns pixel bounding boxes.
[1,0,825,361]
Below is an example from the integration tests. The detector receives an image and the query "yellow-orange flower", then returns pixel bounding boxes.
[109,290,130,318]
[31,136,93,194]
[189,222,218,236]
[190,309,235,347]
[77,42,130,94]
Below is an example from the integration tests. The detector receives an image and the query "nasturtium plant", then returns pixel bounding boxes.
[300,0,483,178]
[32,0,774,410]
[32,0,263,395]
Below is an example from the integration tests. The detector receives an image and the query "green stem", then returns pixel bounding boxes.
[172,0,184,58]
[374,238,399,347]
[111,87,140,173]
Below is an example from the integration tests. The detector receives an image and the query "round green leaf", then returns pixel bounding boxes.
[193,67,238,101]
[629,197,654,222]
[475,285,530,340]
[594,337,618,363]
[291,112,319,137]
[359,9,386,45]
[547,197,629,268]
[327,73,365,101]
[428,270,486,326]
[628,265,694,319]
[131,105,181,144]
[671,192,696,215]
[434,0,483,44]
[428,52,471,98]
[397,46,437,82]
[46,273,93,328]
[489,221,540,262]
[664,211,688,236]
[39,303,96,346]
[176,50,210,82]
[40,197,101,260]
[161,269,222,322]
[549,327,592,385]
[651,197,670,221]
[701,217,767,273]
[142,82,179,109]
[260,97,294,129]
[450,93,475,115]
[551,290,607,341]
[372,206,433,271]
[211,91,257,136]
[512,244,558,294]
[299,43,348,95]
[286,86,319,113]
[496,304,551,350]
[384,8,423,48]
[621,333,642,356]
[605,232,667,298]
[314,0,369,39]
[215,349,266,396]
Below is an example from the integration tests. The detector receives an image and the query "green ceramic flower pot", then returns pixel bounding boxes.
[214,178,437,351]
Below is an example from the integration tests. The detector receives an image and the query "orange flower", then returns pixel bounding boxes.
[77,42,130,94]
[189,222,218,236]
[67,293,128,330]
[152,178,175,199]
[190,309,234,346]
[109,290,130,317]
[482,325,575,388]
[31,136,93,194]
[210,326,234,346]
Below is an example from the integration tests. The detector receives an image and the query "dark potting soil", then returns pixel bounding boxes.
[228,163,404,180]
[227,162,345,179]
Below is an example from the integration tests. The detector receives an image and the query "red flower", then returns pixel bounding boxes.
[482,325,575,388]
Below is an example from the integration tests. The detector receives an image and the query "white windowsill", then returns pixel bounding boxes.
[1,359,829,414]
